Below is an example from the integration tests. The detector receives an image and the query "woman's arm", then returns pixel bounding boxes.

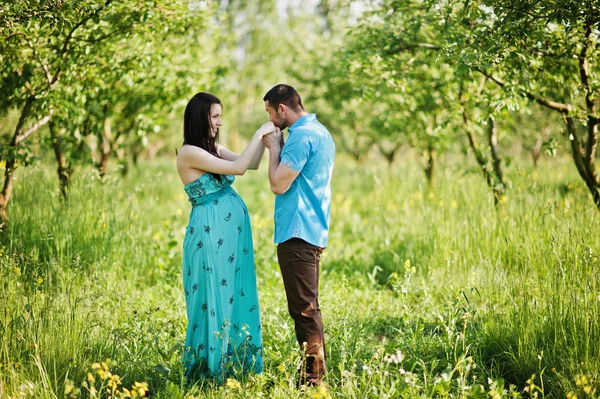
[217,144,240,162]
[247,144,266,170]
[248,127,282,169]
[179,122,275,175]
[217,134,267,170]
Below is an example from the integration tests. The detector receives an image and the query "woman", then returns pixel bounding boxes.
[177,92,274,381]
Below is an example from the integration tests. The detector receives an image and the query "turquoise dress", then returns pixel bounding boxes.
[182,173,263,381]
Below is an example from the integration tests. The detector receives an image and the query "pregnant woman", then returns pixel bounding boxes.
[176,92,275,382]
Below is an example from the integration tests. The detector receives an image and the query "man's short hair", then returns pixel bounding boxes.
[263,84,304,112]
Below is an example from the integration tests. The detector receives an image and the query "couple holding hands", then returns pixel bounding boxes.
[176,84,335,387]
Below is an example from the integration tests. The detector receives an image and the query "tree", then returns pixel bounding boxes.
[216,0,293,151]
[333,0,532,202]
[315,1,464,185]
[0,0,214,215]
[445,0,600,209]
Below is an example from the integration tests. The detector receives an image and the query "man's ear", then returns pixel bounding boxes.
[278,104,286,113]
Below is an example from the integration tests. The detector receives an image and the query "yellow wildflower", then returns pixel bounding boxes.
[313,384,331,399]
[226,378,241,389]
[132,382,148,397]
[64,379,74,394]
[107,374,121,389]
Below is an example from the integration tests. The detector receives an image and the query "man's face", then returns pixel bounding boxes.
[265,101,287,129]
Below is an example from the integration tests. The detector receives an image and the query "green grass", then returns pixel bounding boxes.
[1,153,599,398]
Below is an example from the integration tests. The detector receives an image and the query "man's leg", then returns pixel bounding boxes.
[277,238,325,385]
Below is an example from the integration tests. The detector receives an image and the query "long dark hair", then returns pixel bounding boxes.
[183,92,221,157]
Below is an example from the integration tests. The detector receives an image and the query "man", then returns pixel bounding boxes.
[261,84,335,387]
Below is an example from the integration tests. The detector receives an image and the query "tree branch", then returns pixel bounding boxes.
[475,68,572,113]
[3,31,26,43]
[16,115,52,144]
[27,40,53,85]
[50,0,113,88]
[59,0,113,58]
[82,26,131,45]
[12,97,35,147]
[389,43,441,55]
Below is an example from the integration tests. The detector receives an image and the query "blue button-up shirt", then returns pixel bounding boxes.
[274,114,335,248]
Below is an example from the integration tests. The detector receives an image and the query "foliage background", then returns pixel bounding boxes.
[1,0,599,398]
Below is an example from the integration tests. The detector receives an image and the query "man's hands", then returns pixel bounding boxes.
[262,127,283,150]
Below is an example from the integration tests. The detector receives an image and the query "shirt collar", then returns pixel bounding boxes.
[288,113,316,133]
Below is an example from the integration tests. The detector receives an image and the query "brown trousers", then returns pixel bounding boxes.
[277,238,326,384]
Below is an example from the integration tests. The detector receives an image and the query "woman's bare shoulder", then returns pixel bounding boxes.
[179,144,204,154]
[178,145,210,160]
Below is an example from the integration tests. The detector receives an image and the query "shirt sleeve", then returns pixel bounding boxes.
[280,130,311,171]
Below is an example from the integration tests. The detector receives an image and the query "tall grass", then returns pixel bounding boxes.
[1,154,598,398]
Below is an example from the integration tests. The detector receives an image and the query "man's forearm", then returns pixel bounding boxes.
[268,147,281,189]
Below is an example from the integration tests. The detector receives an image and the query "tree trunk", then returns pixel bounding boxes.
[132,146,140,166]
[564,115,600,210]
[532,127,549,168]
[377,141,401,165]
[579,22,599,209]
[338,133,359,162]
[382,149,396,165]
[98,150,110,177]
[0,97,34,222]
[228,93,240,153]
[49,121,72,200]
[120,158,129,177]
[147,140,164,160]
[462,109,502,206]
[97,117,112,177]
[487,117,505,202]
[424,143,435,186]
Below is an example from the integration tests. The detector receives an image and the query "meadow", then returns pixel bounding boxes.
[1,153,599,398]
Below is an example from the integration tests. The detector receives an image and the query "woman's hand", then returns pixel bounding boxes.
[254,121,276,138]
[262,127,283,150]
